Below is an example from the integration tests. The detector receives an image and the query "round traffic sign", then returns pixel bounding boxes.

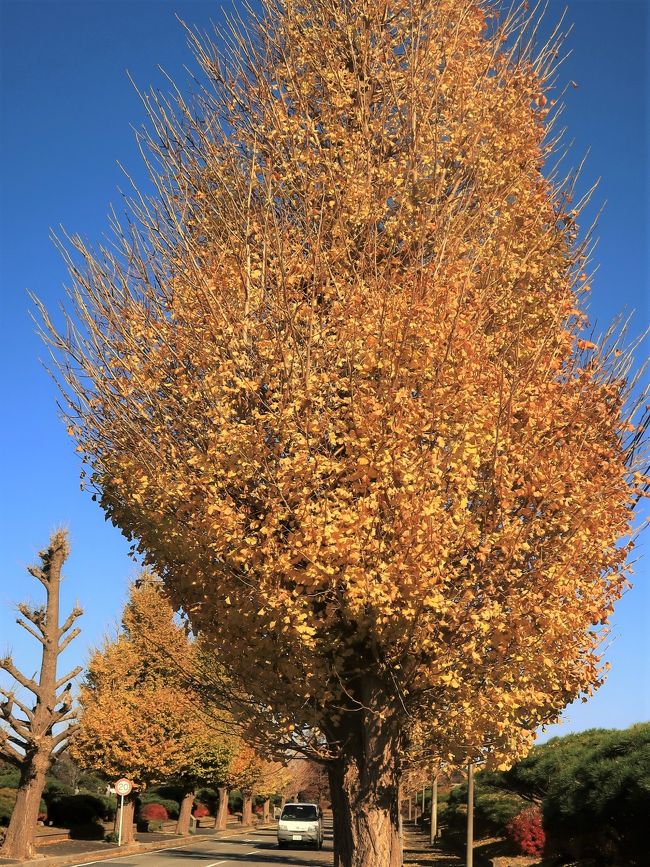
[115,778,133,796]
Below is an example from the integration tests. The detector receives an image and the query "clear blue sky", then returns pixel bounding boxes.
[1,0,648,741]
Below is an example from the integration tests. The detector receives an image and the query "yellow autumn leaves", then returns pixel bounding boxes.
[45,0,648,780]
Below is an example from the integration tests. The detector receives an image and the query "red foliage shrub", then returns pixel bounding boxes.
[192,802,210,818]
[506,806,545,857]
[140,802,169,821]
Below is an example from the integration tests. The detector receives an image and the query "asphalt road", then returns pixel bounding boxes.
[68,821,334,867]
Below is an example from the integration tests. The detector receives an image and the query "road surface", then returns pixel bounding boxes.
[69,821,334,867]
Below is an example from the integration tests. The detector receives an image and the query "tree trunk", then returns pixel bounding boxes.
[117,794,136,845]
[176,790,195,835]
[241,790,253,826]
[0,760,47,859]
[430,773,438,845]
[326,677,404,867]
[262,798,270,822]
[0,534,82,862]
[215,786,229,831]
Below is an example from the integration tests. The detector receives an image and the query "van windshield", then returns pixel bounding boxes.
[280,804,318,821]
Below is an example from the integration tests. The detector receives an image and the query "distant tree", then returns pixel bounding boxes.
[70,580,195,843]
[72,580,240,839]
[0,532,82,860]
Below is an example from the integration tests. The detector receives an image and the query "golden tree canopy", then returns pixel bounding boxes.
[47,0,647,769]
[72,581,234,787]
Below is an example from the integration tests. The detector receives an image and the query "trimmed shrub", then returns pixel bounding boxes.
[45,793,111,827]
[506,806,545,857]
[445,781,526,840]
[140,791,180,819]
[140,802,169,821]
[192,802,210,818]
[69,822,106,840]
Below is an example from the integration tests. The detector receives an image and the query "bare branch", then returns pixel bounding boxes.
[0,656,39,697]
[56,667,83,690]
[0,733,24,766]
[59,627,81,653]
[58,606,83,640]
[15,617,45,645]
[52,723,79,750]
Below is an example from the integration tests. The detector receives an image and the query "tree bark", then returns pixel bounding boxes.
[0,759,47,859]
[117,795,136,845]
[0,534,81,861]
[262,798,270,822]
[326,677,404,867]
[176,790,195,835]
[215,786,229,830]
[241,790,253,826]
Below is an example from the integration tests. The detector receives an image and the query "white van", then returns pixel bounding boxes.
[277,802,324,849]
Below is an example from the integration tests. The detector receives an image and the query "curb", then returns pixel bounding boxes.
[0,823,277,867]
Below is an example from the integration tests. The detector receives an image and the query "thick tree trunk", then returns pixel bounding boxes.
[215,786,229,830]
[241,790,253,826]
[326,677,404,867]
[117,795,136,844]
[0,760,47,859]
[176,790,195,835]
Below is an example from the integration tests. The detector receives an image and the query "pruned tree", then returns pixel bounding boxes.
[0,531,82,860]
[39,1,649,865]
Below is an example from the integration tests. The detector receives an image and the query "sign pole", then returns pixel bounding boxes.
[114,778,133,847]
[118,794,124,846]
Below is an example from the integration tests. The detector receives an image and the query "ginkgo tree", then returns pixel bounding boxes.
[71,579,235,840]
[41,0,648,865]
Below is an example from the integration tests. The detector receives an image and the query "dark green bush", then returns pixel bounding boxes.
[0,788,17,826]
[228,789,242,814]
[444,724,650,865]
[444,779,526,841]
[0,788,47,826]
[69,822,106,840]
[0,769,20,789]
[45,793,113,828]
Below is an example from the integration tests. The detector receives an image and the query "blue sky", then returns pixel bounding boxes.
[0,0,648,742]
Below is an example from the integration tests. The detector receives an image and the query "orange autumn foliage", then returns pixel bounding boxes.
[41,1,648,864]
[71,580,234,789]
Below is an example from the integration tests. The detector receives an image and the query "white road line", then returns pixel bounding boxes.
[204,862,226,866]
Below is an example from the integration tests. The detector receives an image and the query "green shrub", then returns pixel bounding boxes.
[445,779,526,841]
[0,769,20,789]
[228,790,242,814]
[45,793,112,828]
[445,724,650,865]
[69,822,106,840]
[0,788,17,826]
[139,793,179,819]
[0,788,47,826]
